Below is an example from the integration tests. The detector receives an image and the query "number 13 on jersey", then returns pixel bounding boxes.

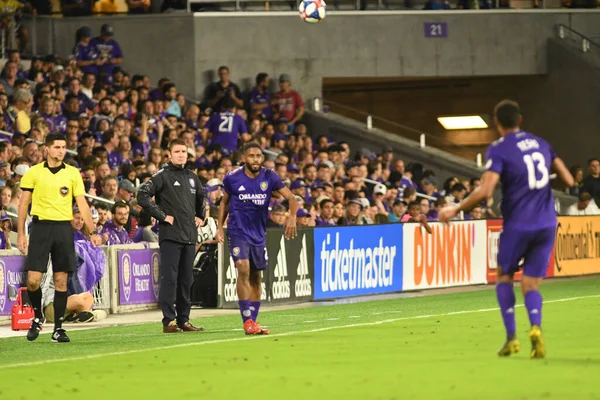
[523,152,549,190]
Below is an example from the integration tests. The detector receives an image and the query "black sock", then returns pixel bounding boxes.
[53,291,68,331]
[28,288,43,320]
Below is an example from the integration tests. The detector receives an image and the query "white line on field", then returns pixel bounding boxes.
[0,294,598,371]
[372,311,403,315]
[303,320,317,323]
[348,316,361,319]
[326,318,340,321]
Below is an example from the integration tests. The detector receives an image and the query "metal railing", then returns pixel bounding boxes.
[556,23,600,54]
[317,98,488,166]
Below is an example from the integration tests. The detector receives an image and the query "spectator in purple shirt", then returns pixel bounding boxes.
[315,198,336,226]
[399,164,418,196]
[249,72,273,121]
[67,78,95,114]
[73,26,98,75]
[419,175,440,203]
[100,201,133,245]
[102,130,123,172]
[427,197,447,221]
[71,207,88,241]
[90,24,123,78]
[0,210,12,250]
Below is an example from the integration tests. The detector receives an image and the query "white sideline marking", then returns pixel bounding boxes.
[372,311,403,315]
[348,316,361,319]
[0,294,598,371]
[326,318,340,321]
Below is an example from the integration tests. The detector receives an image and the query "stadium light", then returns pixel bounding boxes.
[437,115,488,130]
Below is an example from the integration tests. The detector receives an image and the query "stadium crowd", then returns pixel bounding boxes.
[0,22,596,252]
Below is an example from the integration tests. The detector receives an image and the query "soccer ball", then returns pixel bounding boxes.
[298,0,326,24]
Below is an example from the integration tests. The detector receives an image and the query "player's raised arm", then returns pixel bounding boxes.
[278,186,298,239]
[551,157,575,188]
[439,171,500,223]
[216,191,230,243]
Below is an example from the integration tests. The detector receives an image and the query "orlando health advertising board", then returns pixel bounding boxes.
[313,224,403,300]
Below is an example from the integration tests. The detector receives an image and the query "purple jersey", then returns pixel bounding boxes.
[74,230,87,241]
[207,111,247,152]
[399,176,418,194]
[223,167,284,246]
[90,37,123,75]
[485,131,557,230]
[73,42,98,75]
[249,87,272,120]
[100,220,132,245]
[108,151,123,170]
[0,231,7,249]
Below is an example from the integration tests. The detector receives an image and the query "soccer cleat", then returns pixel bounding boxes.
[74,311,95,323]
[64,312,78,323]
[497,337,520,357]
[254,322,270,335]
[26,317,44,342]
[51,328,70,343]
[244,319,261,335]
[529,325,546,359]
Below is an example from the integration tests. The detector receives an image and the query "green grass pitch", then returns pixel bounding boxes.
[1,277,599,400]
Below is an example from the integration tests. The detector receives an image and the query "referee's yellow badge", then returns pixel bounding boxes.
[60,187,69,197]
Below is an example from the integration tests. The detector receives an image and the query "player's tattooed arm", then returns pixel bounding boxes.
[278,186,298,240]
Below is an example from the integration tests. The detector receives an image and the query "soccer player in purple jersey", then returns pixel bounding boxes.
[439,100,574,359]
[216,142,298,335]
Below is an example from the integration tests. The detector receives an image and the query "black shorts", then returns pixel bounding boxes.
[25,221,75,273]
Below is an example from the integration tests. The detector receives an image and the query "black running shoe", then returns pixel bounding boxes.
[26,317,44,342]
[51,328,70,343]
[75,311,94,323]
[64,312,78,323]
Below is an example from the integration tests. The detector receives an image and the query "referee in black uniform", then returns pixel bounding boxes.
[138,138,207,333]
[18,133,102,343]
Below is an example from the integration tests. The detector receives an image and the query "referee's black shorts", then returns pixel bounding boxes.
[25,220,76,273]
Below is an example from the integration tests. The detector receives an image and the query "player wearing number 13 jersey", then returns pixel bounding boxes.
[439,100,574,359]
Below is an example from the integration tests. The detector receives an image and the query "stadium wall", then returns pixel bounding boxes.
[22,10,600,102]
[2,216,599,324]
[518,37,600,170]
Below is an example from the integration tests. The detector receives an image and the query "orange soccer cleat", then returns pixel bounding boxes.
[244,319,261,335]
[254,322,270,335]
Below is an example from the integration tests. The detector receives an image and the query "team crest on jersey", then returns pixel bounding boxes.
[60,187,69,197]
[189,178,195,188]
[260,182,268,191]
[233,247,240,256]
